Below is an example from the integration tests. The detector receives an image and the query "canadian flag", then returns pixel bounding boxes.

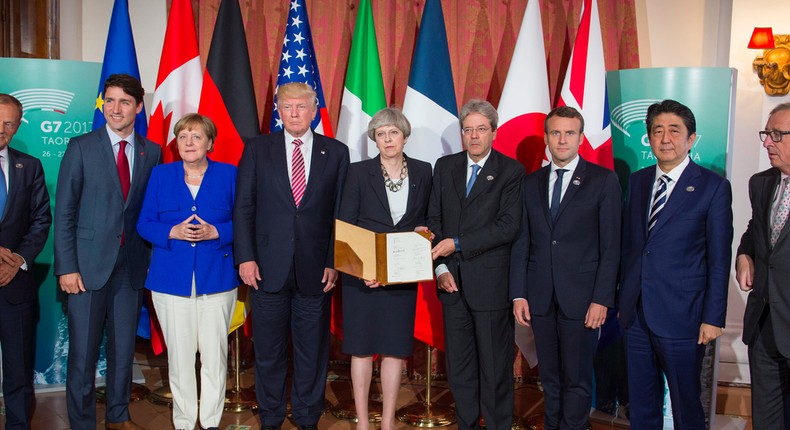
[494,0,551,175]
[558,0,614,169]
[147,0,202,162]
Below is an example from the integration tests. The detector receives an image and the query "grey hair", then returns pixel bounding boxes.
[367,107,411,140]
[459,99,498,130]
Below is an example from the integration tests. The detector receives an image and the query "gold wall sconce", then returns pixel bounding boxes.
[749,27,790,96]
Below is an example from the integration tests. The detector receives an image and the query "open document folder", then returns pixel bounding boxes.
[334,219,434,285]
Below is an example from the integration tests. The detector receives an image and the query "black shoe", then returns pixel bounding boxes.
[299,425,318,430]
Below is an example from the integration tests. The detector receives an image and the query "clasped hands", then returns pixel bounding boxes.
[0,247,23,287]
[169,214,218,242]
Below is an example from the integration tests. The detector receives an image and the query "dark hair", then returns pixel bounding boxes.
[103,74,144,105]
[544,106,585,133]
[645,99,696,135]
[0,94,23,120]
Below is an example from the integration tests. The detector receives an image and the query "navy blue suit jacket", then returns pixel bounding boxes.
[619,160,733,338]
[234,131,350,295]
[509,157,621,319]
[0,147,51,304]
[137,159,237,296]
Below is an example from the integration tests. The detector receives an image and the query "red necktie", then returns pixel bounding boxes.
[118,140,131,245]
[118,140,131,201]
[291,139,306,207]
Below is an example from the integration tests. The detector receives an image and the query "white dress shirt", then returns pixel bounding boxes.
[106,124,135,182]
[284,129,313,185]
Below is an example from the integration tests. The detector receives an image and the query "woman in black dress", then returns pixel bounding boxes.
[338,107,433,430]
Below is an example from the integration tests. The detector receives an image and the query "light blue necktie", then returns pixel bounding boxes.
[0,156,7,219]
[466,164,480,197]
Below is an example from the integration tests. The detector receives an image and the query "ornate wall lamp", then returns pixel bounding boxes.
[749,27,790,96]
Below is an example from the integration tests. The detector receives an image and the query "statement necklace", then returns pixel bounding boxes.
[185,170,206,179]
[382,158,408,192]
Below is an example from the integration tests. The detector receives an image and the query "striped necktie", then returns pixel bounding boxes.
[648,174,671,232]
[771,177,790,247]
[291,139,306,207]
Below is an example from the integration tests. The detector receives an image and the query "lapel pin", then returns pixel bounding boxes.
[139,152,144,156]
[15,163,22,169]
[573,177,581,186]
[321,150,326,155]
[486,175,494,181]
[686,186,695,192]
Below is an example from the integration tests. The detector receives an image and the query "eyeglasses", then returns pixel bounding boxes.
[1,121,19,129]
[462,126,491,136]
[759,130,790,143]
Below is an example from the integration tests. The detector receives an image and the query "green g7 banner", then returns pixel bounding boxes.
[0,58,100,387]
[606,66,736,428]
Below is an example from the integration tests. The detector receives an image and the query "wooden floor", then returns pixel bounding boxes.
[5,339,547,430]
[1,339,752,430]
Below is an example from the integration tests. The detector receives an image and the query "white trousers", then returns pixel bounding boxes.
[152,288,237,430]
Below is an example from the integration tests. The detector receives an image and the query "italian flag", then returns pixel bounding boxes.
[335,0,386,162]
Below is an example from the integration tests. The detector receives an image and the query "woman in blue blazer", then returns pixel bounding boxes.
[137,114,237,430]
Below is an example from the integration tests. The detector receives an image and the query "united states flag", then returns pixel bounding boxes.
[270,0,333,137]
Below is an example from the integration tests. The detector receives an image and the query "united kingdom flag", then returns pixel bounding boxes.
[270,0,333,137]
[558,0,613,169]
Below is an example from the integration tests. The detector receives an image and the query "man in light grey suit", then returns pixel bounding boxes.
[54,74,161,430]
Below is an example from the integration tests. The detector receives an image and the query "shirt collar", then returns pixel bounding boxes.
[656,155,690,183]
[550,155,580,174]
[285,129,313,148]
[105,124,135,148]
[467,150,491,170]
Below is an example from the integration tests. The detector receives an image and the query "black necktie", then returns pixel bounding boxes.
[550,169,566,221]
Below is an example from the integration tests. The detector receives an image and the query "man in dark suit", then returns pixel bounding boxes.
[234,82,349,430]
[0,94,52,430]
[510,106,621,430]
[619,99,732,429]
[737,102,790,429]
[54,74,161,430]
[427,99,523,430]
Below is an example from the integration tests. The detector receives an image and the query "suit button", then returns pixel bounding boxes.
[191,242,196,247]
[552,240,557,245]
[191,206,197,212]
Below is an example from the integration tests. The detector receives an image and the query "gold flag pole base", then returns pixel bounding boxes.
[96,383,151,403]
[224,327,258,412]
[330,399,383,422]
[396,402,456,427]
[522,414,545,430]
[396,345,455,427]
[148,382,174,406]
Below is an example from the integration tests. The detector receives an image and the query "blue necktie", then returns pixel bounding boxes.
[0,156,7,219]
[550,169,567,221]
[466,164,480,197]
[648,175,671,232]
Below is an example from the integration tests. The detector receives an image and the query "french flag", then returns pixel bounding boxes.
[402,0,462,168]
[402,0,462,351]
[558,0,614,169]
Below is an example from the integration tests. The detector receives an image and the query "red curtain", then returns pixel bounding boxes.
[191,0,639,132]
[189,0,638,377]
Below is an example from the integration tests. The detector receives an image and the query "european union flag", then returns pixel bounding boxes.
[92,0,147,136]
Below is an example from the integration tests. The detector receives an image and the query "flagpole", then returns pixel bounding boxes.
[396,345,455,427]
[224,328,257,412]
